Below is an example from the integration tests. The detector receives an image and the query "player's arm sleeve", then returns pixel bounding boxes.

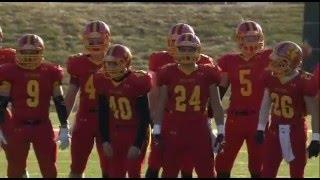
[209,84,224,131]
[147,71,158,126]
[53,91,69,127]
[303,74,319,134]
[65,60,81,114]
[154,69,169,126]
[66,57,80,86]
[258,88,272,131]
[304,96,319,134]
[52,67,69,127]
[134,94,151,149]
[0,69,12,125]
[98,94,110,143]
[217,56,230,99]
[0,95,10,125]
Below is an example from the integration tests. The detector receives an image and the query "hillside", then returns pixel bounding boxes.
[0,2,304,70]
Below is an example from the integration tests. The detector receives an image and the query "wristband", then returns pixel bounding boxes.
[257,123,266,131]
[312,133,320,141]
[217,124,225,135]
[152,124,161,135]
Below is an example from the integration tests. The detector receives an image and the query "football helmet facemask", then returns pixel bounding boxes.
[16,34,45,70]
[174,33,201,65]
[235,20,264,58]
[167,23,195,56]
[83,20,111,64]
[103,44,132,79]
[269,41,303,78]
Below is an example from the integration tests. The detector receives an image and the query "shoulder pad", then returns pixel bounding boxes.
[2,48,16,53]
[69,53,86,59]
[133,70,148,77]
[160,62,175,70]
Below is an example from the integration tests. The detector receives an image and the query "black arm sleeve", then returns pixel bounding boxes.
[53,95,68,126]
[134,94,151,149]
[0,96,10,124]
[218,85,229,101]
[98,94,110,143]
[207,103,214,119]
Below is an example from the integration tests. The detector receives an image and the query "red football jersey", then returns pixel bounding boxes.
[0,63,63,125]
[157,63,221,119]
[66,54,103,118]
[0,48,16,65]
[218,49,272,116]
[313,64,319,91]
[0,48,16,127]
[263,71,317,125]
[94,70,152,128]
[148,51,214,73]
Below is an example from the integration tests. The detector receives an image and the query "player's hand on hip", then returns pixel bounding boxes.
[102,141,113,158]
[0,129,7,151]
[307,140,319,158]
[127,146,141,160]
[213,134,225,154]
[58,126,71,150]
[255,130,265,145]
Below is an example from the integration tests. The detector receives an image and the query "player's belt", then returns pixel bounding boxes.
[229,110,257,116]
[23,120,41,125]
[88,108,97,113]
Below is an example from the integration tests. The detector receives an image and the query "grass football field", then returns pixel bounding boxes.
[0,112,319,178]
[0,2,318,178]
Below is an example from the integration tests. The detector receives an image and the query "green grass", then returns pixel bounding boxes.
[0,112,319,178]
[0,2,318,178]
[0,2,304,70]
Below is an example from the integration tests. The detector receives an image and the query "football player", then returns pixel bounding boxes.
[146,23,217,178]
[95,44,151,177]
[0,34,70,178]
[153,33,224,178]
[215,20,272,178]
[255,41,319,177]
[65,20,110,178]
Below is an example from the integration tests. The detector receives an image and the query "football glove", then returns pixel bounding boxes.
[307,140,319,158]
[255,130,265,145]
[0,128,7,151]
[152,124,161,147]
[213,134,225,154]
[210,131,217,154]
[57,126,70,150]
[102,141,113,158]
[127,146,141,160]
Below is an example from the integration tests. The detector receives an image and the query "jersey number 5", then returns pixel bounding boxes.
[27,80,39,108]
[239,69,252,96]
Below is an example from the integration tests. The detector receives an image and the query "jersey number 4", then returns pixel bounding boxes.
[109,96,132,120]
[174,85,200,112]
[26,80,39,108]
[85,75,96,100]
